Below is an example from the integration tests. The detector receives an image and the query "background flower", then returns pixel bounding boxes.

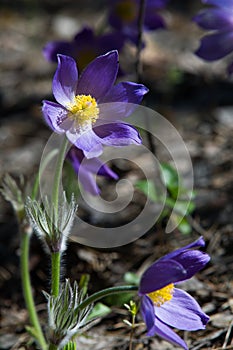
[138,237,210,349]
[66,146,118,195]
[193,0,233,74]
[108,0,169,44]
[43,27,125,72]
[42,51,148,158]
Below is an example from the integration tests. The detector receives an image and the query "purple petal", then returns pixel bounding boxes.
[66,129,103,159]
[144,12,166,30]
[43,41,75,63]
[150,317,188,350]
[78,166,101,195]
[159,236,205,261]
[52,54,78,106]
[101,81,149,105]
[66,147,83,172]
[66,147,118,194]
[156,288,209,330]
[42,100,70,133]
[202,0,233,9]
[193,9,233,30]
[138,260,187,295]
[140,295,156,335]
[98,31,126,53]
[147,0,169,9]
[195,31,233,61]
[66,147,100,195]
[78,155,119,179]
[173,250,210,281]
[98,162,119,179]
[99,82,148,120]
[94,122,142,146]
[74,26,95,44]
[76,51,119,100]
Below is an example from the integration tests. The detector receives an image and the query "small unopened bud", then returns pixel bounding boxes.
[44,279,92,349]
[25,193,77,253]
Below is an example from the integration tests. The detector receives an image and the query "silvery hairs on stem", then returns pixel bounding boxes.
[44,279,93,349]
[25,192,77,253]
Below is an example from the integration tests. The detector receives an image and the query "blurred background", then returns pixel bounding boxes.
[0,0,233,349]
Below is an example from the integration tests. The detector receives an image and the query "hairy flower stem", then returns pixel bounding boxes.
[51,252,62,297]
[50,136,69,297]
[78,285,138,312]
[20,225,47,350]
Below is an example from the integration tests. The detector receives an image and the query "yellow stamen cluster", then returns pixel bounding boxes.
[116,0,137,22]
[67,94,99,126]
[148,283,174,307]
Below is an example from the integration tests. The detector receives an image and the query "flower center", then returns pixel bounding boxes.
[67,94,99,127]
[148,283,174,307]
[116,0,138,23]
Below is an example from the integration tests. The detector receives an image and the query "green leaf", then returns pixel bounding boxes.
[123,272,140,286]
[160,163,179,198]
[171,213,192,235]
[25,325,39,340]
[104,292,135,307]
[135,179,158,202]
[87,302,111,321]
[63,341,77,350]
[178,217,192,235]
[79,274,90,297]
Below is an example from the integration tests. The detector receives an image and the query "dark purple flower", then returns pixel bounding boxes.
[138,237,210,349]
[193,0,233,73]
[43,27,125,72]
[108,0,168,44]
[42,51,148,158]
[66,146,118,195]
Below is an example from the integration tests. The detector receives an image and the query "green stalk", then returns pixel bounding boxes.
[52,137,69,221]
[51,252,62,297]
[77,285,138,312]
[20,228,47,350]
[50,136,69,297]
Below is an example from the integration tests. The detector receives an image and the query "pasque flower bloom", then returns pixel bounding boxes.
[108,0,168,44]
[193,0,233,74]
[43,27,125,72]
[42,50,148,158]
[138,237,210,349]
[66,146,118,195]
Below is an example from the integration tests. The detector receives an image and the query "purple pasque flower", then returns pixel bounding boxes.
[193,0,233,74]
[43,27,125,72]
[66,146,118,195]
[42,50,148,158]
[108,0,168,44]
[138,237,210,349]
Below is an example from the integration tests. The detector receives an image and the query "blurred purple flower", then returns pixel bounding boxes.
[138,237,210,349]
[193,0,233,74]
[43,27,125,72]
[66,146,118,195]
[42,51,148,158]
[108,0,168,44]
